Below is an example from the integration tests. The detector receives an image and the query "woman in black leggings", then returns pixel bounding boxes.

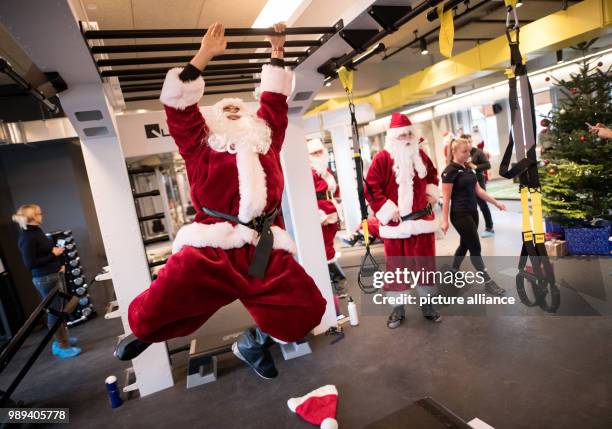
[440,138,506,295]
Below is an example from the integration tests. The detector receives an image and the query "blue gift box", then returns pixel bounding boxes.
[545,219,565,235]
[564,226,610,255]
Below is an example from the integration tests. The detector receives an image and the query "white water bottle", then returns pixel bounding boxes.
[348,296,359,326]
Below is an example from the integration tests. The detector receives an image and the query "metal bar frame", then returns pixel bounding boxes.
[91,40,321,54]
[84,27,337,39]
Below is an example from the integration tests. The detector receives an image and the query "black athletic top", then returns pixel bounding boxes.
[442,162,478,212]
[18,225,62,278]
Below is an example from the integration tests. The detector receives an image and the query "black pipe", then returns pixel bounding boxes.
[85,27,337,39]
[427,0,465,21]
[122,78,261,93]
[0,58,60,114]
[97,52,306,67]
[119,73,256,83]
[323,0,444,74]
[382,0,495,61]
[100,61,297,77]
[124,87,255,102]
[91,40,321,54]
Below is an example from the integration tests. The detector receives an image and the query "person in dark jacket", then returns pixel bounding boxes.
[13,204,81,359]
[460,134,495,237]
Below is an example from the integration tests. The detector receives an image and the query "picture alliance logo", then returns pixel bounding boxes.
[144,123,171,139]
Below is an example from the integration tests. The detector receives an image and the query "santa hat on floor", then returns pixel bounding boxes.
[386,112,414,140]
[307,138,326,154]
[287,385,338,429]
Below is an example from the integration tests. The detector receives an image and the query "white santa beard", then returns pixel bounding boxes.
[309,152,329,175]
[205,112,272,155]
[387,137,428,216]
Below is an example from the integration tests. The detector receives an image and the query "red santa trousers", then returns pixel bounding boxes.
[321,222,339,262]
[383,232,436,291]
[128,244,327,343]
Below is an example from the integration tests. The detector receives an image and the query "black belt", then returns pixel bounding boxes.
[400,204,432,222]
[316,191,331,201]
[201,206,278,279]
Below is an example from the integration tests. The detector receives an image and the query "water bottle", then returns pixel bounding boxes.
[348,296,359,326]
[105,375,123,409]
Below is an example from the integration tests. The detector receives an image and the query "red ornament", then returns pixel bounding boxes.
[580,135,586,142]
[543,159,550,165]
[548,168,556,174]
[570,87,577,95]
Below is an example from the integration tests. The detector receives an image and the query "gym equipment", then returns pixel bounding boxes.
[336,66,380,294]
[186,328,312,389]
[0,286,78,407]
[497,0,557,312]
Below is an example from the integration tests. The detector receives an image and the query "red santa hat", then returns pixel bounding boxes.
[386,112,414,140]
[307,138,326,154]
[287,385,338,429]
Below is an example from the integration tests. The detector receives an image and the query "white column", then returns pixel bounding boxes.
[329,126,361,234]
[0,0,173,396]
[280,117,336,335]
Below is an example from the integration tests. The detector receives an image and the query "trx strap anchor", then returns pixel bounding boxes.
[337,66,379,294]
[498,6,557,310]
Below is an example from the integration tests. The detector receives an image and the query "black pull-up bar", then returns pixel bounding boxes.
[121,78,261,93]
[91,40,321,54]
[85,26,337,39]
[97,52,307,67]
[124,86,255,102]
[99,61,297,77]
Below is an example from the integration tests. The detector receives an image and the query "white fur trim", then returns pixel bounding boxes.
[321,212,339,225]
[379,218,439,239]
[260,64,293,97]
[160,67,204,109]
[321,418,339,429]
[322,171,337,195]
[386,126,413,139]
[287,385,338,412]
[236,147,267,223]
[376,199,399,225]
[172,222,296,254]
[425,183,440,201]
[327,251,341,263]
[307,138,325,154]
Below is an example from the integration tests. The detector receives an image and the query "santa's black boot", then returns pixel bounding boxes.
[328,261,347,283]
[421,303,442,323]
[232,326,278,379]
[114,334,152,361]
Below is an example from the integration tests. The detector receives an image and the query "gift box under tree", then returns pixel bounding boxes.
[564,226,610,255]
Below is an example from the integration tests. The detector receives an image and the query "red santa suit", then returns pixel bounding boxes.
[307,139,340,262]
[364,113,440,291]
[127,64,326,343]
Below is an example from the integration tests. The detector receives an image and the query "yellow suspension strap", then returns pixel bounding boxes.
[498,3,558,311]
[338,66,378,294]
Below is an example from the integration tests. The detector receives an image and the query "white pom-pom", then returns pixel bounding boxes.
[321,418,338,429]
[105,375,117,384]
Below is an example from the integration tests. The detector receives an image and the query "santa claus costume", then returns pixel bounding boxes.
[307,139,346,294]
[115,30,326,379]
[364,112,441,328]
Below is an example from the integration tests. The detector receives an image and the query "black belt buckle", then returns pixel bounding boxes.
[250,216,265,233]
[425,203,433,216]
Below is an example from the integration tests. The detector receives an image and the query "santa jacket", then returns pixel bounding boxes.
[364,149,440,239]
[312,168,340,225]
[159,64,297,255]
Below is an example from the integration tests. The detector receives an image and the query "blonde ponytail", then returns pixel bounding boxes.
[12,204,40,230]
[447,138,470,165]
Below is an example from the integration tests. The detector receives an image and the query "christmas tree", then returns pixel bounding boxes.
[539,59,612,224]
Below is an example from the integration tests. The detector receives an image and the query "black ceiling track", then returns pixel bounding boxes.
[84,21,344,101]
[339,29,381,53]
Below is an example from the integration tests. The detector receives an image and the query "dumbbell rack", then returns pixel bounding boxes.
[47,230,96,327]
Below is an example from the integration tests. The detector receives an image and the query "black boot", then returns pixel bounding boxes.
[232,326,278,379]
[421,303,442,323]
[328,261,347,283]
[342,233,361,247]
[386,306,405,329]
[114,333,152,361]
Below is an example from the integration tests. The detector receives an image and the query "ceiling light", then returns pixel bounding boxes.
[252,0,304,28]
[556,50,563,64]
[516,0,523,7]
[325,81,332,87]
[420,38,428,55]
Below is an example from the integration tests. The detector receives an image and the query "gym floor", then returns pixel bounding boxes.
[1,202,611,429]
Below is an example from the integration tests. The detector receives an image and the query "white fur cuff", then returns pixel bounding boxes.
[376,199,399,225]
[260,64,293,97]
[160,67,205,110]
[425,183,440,201]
